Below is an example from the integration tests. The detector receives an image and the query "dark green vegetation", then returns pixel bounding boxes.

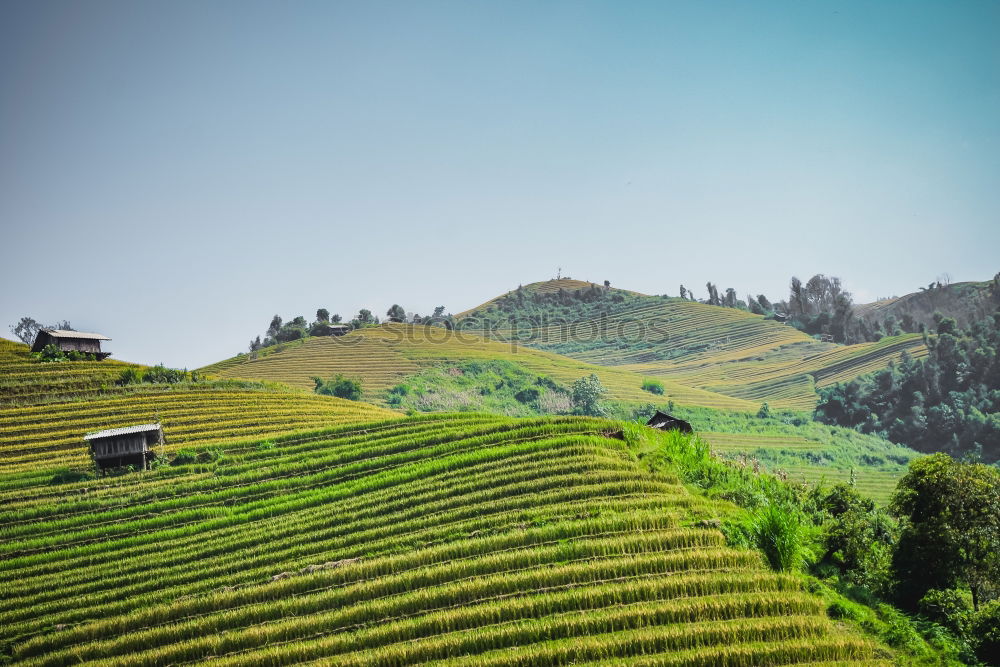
[386,360,572,416]
[817,311,1000,463]
[644,427,1000,664]
[312,374,363,400]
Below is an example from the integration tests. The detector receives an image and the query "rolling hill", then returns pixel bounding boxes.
[200,324,761,412]
[854,278,1000,331]
[457,279,928,411]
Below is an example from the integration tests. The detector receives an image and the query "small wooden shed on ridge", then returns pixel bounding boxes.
[329,325,350,336]
[646,411,693,434]
[84,423,163,471]
[31,329,112,359]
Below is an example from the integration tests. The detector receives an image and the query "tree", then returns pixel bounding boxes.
[312,375,363,400]
[604,280,610,288]
[571,373,607,416]
[355,309,374,326]
[315,309,330,323]
[789,277,805,316]
[890,454,1000,610]
[679,285,687,300]
[433,306,446,318]
[386,304,406,322]
[331,313,342,323]
[266,315,282,340]
[10,317,42,345]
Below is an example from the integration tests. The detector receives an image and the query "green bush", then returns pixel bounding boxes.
[750,503,814,572]
[757,402,772,419]
[514,387,540,403]
[919,589,972,635]
[50,468,95,485]
[641,379,665,395]
[313,375,363,400]
[972,600,1000,664]
[170,449,198,466]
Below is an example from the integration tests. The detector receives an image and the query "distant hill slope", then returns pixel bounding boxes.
[457,282,927,411]
[200,324,760,411]
[1,413,894,665]
[0,338,395,482]
[854,279,1000,331]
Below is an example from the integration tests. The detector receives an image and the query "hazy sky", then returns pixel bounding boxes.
[2,1,998,368]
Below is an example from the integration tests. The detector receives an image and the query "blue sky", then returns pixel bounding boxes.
[1,0,998,367]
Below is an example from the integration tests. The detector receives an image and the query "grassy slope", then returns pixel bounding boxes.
[0,413,895,665]
[457,280,927,412]
[0,338,396,484]
[199,324,759,411]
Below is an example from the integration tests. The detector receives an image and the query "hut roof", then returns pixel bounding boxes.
[645,411,693,433]
[328,324,349,329]
[41,329,111,341]
[84,423,161,440]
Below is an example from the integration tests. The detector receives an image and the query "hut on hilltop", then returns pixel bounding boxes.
[32,329,112,359]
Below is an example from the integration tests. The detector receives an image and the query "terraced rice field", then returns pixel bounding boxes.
[200,325,761,412]
[0,338,396,483]
[629,334,927,411]
[0,413,893,665]
[0,339,147,405]
[699,432,904,504]
[456,283,927,412]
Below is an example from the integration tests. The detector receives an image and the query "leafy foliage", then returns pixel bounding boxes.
[571,373,607,416]
[890,453,1000,611]
[641,378,665,395]
[312,374,363,400]
[816,311,1000,462]
[32,344,97,362]
[385,360,571,416]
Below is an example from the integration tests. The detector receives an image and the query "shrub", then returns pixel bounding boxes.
[116,367,144,386]
[34,344,67,362]
[972,600,1000,664]
[641,379,665,395]
[196,449,222,464]
[919,589,972,635]
[750,503,814,572]
[171,449,198,466]
[571,373,607,416]
[514,387,540,403]
[50,468,95,485]
[313,375,363,400]
[757,402,772,419]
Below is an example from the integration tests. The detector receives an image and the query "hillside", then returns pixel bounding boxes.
[200,324,761,411]
[0,338,396,484]
[854,278,1000,332]
[457,281,927,411]
[1,412,895,665]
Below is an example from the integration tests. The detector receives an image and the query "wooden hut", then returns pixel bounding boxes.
[84,423,163,471]
[646,411,693,433]
[329,324,350,336]
[31,329,111,359]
